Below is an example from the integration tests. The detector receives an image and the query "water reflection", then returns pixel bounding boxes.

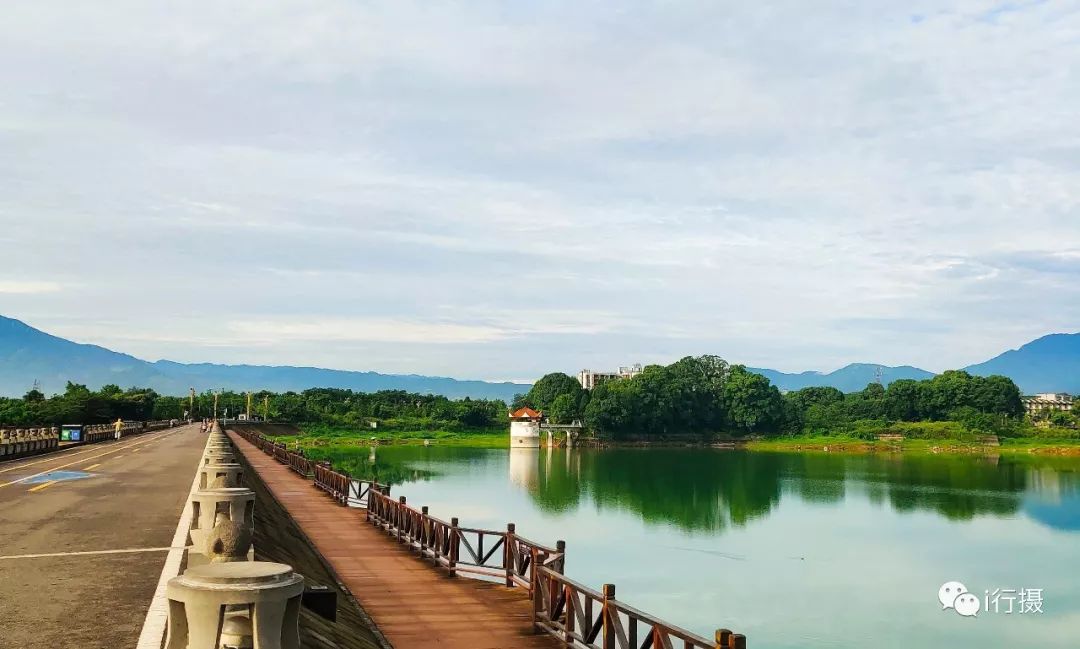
[310,444,1080,534]
[511,449,1080,533]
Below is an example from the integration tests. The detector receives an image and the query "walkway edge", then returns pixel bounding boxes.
[228,430,395,649]
[135,433,201,649]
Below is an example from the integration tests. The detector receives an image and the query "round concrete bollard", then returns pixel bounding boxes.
[189,488,255,561]
[166,562,304,649]
[15,429,26,442]
[203,448,238,465]
[199,462,245,490]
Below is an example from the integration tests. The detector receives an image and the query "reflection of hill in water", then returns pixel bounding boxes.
[306,445,439,485]
[522,450,1080,533]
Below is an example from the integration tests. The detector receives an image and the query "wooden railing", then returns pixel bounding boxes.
[534,569,745,649]
[230,428,745,648]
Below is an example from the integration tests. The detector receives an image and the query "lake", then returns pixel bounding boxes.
[324,445,1080,648]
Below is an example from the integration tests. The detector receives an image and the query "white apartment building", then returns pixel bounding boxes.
[577,363,644,390]
[1022,393,1074,415]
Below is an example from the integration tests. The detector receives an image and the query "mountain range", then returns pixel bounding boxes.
[1,315,1077,398]
[750,333,1079,393]
[0,316,527,401]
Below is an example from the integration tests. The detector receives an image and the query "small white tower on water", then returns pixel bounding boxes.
[508,407,542,448]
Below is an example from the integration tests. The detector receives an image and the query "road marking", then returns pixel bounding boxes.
[0,424,196,475]
[83,463,101,471]
[0,546,189,560]
[136,440,203,649]
[0,428,184,489]
[28,480,57,492]
[112,455,125,460]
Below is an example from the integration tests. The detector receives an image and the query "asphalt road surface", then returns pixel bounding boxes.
[0,424,205,649]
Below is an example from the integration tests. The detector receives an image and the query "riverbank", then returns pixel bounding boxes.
[743,435,1080,456]
[272,425,508,449]
[272,424,1080,456]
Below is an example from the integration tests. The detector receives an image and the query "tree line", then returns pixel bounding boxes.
[0,360,1034,439]
[514,356,1028,439]
[0,383,164,426]
[0,383,508,431]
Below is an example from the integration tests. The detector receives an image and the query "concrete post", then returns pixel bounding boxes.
[199,462,245,489]
[203,448,238,465]
[188,487,256,562]
[166,562,304,649]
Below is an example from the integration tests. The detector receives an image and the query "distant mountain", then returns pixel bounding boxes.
[0,316,528,401]
[750,333,1080,394]
[748,363,935,393]
[3,314,1076,399]
[963,333,1080,394]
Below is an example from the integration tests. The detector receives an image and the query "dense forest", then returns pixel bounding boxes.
[1,356,1069,440]
[514,356,1051,439]
[0,383,507,431]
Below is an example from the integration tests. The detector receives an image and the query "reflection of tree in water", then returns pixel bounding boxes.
[533,450,785,532]
[867,454,1026,520]
[305,446,438,485]
[525,449,1050,532]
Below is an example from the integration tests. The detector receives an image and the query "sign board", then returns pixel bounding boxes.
[61,425,83,442]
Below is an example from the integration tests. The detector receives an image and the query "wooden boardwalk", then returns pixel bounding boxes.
[230,432,561,649]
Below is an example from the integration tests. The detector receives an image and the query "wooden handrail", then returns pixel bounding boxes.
[233,430,745,648]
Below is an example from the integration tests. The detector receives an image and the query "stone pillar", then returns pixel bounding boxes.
[199,462,245,489]
[203,447,238,465]
[166,562,304,649]
[189,487,256,562]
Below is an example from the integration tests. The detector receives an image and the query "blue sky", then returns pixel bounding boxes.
[1,1,1078,382]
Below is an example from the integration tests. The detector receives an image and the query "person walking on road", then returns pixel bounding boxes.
[114,417,124,441]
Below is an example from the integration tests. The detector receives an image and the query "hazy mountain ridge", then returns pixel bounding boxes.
[748,364,936,393]
[1,315,1077,397]
[0,316,527,400]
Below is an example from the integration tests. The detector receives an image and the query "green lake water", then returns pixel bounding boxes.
[323,445,1080,648]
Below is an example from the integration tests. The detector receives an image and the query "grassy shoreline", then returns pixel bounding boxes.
[273,425,1080,456]
[743,435,1080,456]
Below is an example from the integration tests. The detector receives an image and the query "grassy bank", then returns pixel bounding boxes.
[744,435,1080,456]
[272,424,509,449]
[269,422,1080,456]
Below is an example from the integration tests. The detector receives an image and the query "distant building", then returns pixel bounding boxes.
[1022,393,1074,415]
[509,407,543,448]
[577,364,643,390]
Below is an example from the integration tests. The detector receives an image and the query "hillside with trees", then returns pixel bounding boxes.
[514,357,1041,440]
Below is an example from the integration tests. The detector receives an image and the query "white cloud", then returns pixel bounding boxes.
[0,280,61,294]
[1,1,1079,380]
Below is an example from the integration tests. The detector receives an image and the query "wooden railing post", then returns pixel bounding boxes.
[448,517,459,577]
[420,506,429,557]
[556,540,566,574]
[504,523,516,587]
[716,629,732,648]
[397,496,406,544]
[602,583,615,649]
[732,633,746,649]
[531,559,543,629]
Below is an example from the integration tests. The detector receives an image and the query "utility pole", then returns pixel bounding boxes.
[213,391,220,421]
[189,387,195,419]
[263,395,270,422]
[246,392,252,420]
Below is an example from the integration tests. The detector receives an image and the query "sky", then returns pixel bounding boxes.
[1,1,1078,383]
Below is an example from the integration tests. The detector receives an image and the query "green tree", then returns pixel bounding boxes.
[723,366,783,433]
[525,373,583,413]
[548,394,578,424]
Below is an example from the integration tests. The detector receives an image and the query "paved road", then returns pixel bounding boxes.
[0,424,205,649]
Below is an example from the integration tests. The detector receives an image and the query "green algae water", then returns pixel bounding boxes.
[318,445,1080,648]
